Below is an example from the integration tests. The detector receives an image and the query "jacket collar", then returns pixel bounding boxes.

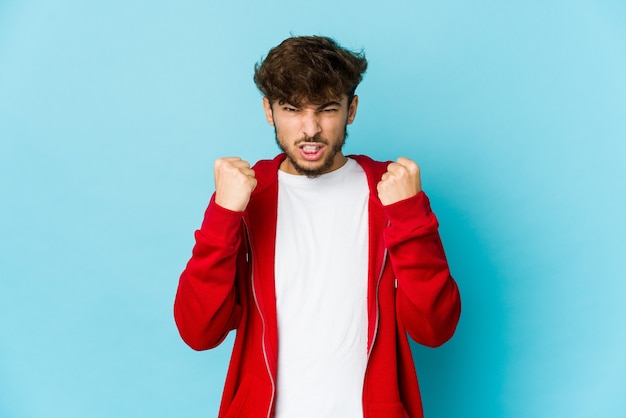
[251,153,389,209]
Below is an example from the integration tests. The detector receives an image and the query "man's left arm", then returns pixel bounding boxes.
[379,158,461,347]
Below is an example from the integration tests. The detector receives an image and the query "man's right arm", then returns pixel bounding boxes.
[173,157,255,351]
[174,199,245,350]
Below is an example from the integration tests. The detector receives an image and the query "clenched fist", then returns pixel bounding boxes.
[377,157,422,206]
[214,157,257,212]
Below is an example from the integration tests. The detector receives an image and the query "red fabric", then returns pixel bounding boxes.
[174,154,461,418]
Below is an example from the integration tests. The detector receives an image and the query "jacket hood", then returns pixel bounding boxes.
[251,153,390,207]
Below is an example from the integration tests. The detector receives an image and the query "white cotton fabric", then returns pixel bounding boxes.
[274,158,369,418]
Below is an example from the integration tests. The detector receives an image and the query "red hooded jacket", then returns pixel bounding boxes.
[174,154,461,418]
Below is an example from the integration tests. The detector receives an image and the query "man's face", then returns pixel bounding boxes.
[263,95,358,178]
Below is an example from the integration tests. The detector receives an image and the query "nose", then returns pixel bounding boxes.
[301,110,321,138]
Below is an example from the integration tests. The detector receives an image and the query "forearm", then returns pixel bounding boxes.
[174,198,245,350]
[384,192,461,347]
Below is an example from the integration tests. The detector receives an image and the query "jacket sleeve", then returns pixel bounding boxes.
[383,191,461,347]
[174,196,245,351]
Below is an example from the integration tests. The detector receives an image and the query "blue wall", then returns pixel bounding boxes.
[1,1,625,417]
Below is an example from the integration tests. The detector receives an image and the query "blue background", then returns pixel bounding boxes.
[1,1,625,417]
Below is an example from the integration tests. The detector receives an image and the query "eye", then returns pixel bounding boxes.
[321,108,339,113]
[283,106,299,112]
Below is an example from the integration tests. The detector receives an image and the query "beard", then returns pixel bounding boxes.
[275,127,348,178]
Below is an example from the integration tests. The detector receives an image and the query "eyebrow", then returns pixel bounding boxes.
[316,101,342,110]
[283,100,342,110]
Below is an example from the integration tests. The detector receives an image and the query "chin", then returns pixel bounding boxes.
[292,157,334,178]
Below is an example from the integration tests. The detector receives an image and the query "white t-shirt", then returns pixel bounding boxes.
[274,158,369,418]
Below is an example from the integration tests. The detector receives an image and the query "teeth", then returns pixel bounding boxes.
[303,145,320,152]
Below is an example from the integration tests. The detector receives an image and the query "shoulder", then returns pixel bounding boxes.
[349,154,390,180]
[252,153,285,172]
[250,153,285,195]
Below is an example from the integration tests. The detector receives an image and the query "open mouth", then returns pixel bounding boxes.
[298,143,325,161]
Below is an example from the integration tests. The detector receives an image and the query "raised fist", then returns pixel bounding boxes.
[214,157,257,212]
[377,157,422,206]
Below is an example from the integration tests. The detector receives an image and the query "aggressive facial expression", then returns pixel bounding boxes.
[263,95,358,178]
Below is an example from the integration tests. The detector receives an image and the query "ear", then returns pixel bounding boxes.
[262,97,275,126]
[347,95,359,125]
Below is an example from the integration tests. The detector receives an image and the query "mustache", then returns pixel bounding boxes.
[295,134,328,145]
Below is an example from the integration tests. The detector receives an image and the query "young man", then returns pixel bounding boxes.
[174,36,461,418]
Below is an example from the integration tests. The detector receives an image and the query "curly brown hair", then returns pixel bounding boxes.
[253,36,368,106]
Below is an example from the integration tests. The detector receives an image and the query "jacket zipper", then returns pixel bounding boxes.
[242,219,275,418]
[363,234,389,415]
[367,248,387,357]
